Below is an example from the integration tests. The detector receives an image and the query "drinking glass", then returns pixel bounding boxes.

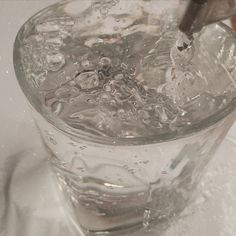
[13,0,236,235]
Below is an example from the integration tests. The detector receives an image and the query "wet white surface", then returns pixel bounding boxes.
[0,1,236,236]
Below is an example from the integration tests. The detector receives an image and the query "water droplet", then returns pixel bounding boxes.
[46,53,65,72]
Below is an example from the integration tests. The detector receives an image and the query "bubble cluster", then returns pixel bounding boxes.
[92,0,120,16]
[19,2,233,138]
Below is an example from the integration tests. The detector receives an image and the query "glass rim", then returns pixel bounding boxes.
[13,0,236,146]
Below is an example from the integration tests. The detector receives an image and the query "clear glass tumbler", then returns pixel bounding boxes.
[13,0,236,235]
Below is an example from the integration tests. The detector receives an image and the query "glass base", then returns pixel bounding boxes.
[2,133,236,236]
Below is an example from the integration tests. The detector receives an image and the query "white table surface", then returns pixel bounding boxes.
[1,1,236,236]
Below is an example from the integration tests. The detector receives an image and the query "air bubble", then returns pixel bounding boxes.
[121,63,128,70]
[81,60,92,68]
[100,8,108,16]
[51,101,63,115]
[69,142,77,147]
[114,74,124,80]
[143,209,152,231]
[113,26,119,31]
[69,80,76,86]
[46,38,63,47]
[36,22,60,33]
[46,53,65,72]
[99,57,112,68]
[21,3,233,142]
[75,71,99,89]
[45,132,57,145]
[104,84,112,92]
[143,160,149,164]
